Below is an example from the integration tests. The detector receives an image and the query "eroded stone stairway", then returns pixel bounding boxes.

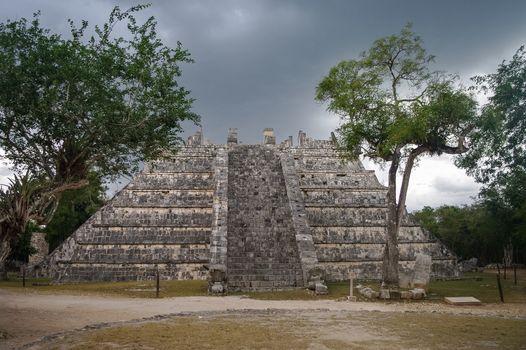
[226,146,304,290]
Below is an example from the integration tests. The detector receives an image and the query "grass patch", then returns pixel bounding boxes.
[37,311,526,350]
[1,271,524,302]
[376,312,526,350]
[428,271,526,303]
[0,276,208,298]
[42,316,311,350]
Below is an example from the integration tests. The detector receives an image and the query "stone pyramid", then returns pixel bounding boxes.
[48,129,458,291]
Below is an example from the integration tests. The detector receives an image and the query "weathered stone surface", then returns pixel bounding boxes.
[226,146,303,291]
[315,282,328,295]
[412,253,433,290]
[400,291,411,299]
[210,282,225,294]
[358,287,379,299]
[380,289,390,299]
[28,232,48,266]
[410,288,426,300]
[389,290,401,300]
[445,296,482,305]
[459,258,478,272]
[48,129,459,286]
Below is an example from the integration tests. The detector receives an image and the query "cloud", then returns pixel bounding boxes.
[0,0,521,209]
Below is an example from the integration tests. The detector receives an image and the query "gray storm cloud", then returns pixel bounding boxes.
[0,0,524,209]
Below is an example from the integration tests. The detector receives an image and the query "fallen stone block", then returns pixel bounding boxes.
[400,291,411,299]
[445,297,482,305]
[380,289,390,299]
[315,282,328,295]
[359,287,378,299]
[210,282,225,294]
[389,290,401,300]
[409,288,426,300]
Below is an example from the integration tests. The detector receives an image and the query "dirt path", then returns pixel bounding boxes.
[1,288,525,349]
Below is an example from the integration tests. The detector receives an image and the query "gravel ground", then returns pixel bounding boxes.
[1,288,525,349]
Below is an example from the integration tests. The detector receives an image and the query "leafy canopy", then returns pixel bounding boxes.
[459,46,525,185]
[45,173,105,251]
[315,24,476,162]
[0,4,198,188]
[457,46,526,248]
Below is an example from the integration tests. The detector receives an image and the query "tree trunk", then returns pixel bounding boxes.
[382,157,400,287]
[0,233,11,280]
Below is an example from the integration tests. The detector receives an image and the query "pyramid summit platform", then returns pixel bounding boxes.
[48,128,458,291]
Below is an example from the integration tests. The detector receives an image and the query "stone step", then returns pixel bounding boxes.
[67,244,209,264]
[99,207,213,227]
[112,189,213,208]
[129,173,214,190]
[148,158,214,173]
[226,145,304,289]
[75,226,211,245]
[53,262,208,282]
[303,189,387,207]
[315,242,454,262]
[310,226,434,244]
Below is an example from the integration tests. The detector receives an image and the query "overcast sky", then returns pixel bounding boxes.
[1,0,525,211]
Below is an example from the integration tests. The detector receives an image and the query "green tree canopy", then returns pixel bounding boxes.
[0,4,198,193]
[458,46,526,256]
[0,4,198,273]
[0,173,51,277]
[316,24,478,285]
[45,173,105,252]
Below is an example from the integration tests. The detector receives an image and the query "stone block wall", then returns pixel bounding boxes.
[48,146,217,282]
[48,129,458,285]
[288,142,457,281]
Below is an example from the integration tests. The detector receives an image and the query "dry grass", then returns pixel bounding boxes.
[374,312,526,350]
[0,277,209,298]
[1,271,525,303]
[37,311,526,350]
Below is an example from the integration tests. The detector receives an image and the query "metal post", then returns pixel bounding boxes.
[156,267,160,298]
[496,264,504,303]
[348,272,357,301]
[22,266,26,288]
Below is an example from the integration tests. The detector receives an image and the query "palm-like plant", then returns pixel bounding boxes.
[0,173,54,279]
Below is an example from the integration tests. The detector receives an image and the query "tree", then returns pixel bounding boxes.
[0,5,198,268]
[45,173,105,251]
[458,46,526,264]
[316,24,477,287]
[412,204,509,265]
[0,174,52,278]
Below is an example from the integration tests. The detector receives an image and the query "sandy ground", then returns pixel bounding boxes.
[1,288,525,349]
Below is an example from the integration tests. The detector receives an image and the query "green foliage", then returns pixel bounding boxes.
[0,4,198,187]
[316,24,478,285]
[457,45,526,257]
[8,221,38,262]
[412,204,525,264]
[0,174,51,264]
[45,173,105,251]
[459,46,525,185]
[316,24,477,162]
[0,5,198,264]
